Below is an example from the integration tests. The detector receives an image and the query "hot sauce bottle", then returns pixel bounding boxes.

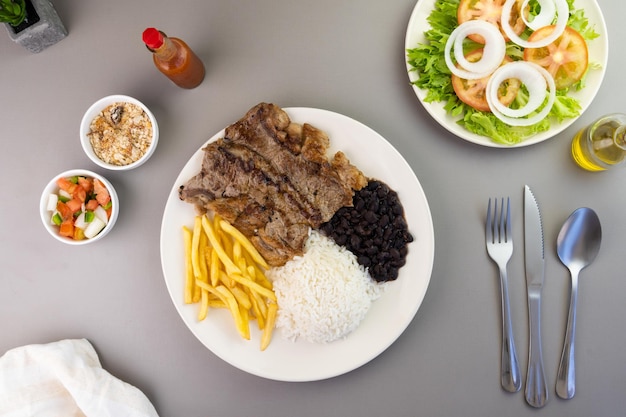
[142,28,205,89]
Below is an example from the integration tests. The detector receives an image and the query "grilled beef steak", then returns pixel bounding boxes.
[179,103,367,266]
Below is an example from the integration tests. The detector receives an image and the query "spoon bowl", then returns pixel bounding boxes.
[555,207,602,399]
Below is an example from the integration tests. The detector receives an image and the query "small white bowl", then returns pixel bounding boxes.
[40,169,120,245]
[80,94,159,170]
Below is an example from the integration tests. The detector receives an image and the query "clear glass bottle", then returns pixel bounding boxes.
[142,28,205,89]
[571,113,626,171]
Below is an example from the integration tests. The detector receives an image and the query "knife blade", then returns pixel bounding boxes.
[524,185,549,408]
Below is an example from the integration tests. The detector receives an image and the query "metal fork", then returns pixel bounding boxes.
[486,197,522,393]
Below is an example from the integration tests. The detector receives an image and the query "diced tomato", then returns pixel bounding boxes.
[85,199,100,211]
[65,198,83,214]
[93,178,111,206]
[59,220,75,237]
[106,206,112,219]
[56,177,78,194]
[77,176,93,194]
[56,201,74,221]
[73,185,87,203]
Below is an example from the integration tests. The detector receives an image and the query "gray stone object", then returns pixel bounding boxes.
[4,0,67,53]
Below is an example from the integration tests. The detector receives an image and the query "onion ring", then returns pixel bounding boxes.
[444,20,506,80]
[501,0,568,48]
[486,61,556,126]
[521,0,556,30]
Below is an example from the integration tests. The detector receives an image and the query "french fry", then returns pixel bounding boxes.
[239,305,251,340]
[228,273,276,302]
[210,246,220,287]
[198,288,209,321]
[231,286,252,310]
[216,285,249,340]
[191,217,203,277]
[220,219,270,269]
[191,217,204,302]
[248,289,266,329]
[195,279,223,300]
[261,302,278,351]
[201,215,240,275]
[207,299,228,309]
[182,226,194,304]
[197,230,209,284]
[218,270,234,289]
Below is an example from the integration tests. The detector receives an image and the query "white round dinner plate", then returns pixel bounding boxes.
[160,107,435,382]
[405,0,608,148]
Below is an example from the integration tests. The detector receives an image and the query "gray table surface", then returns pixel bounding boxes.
[2,0,625,416]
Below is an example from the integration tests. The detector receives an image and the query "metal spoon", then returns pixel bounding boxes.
[555,207,602,399]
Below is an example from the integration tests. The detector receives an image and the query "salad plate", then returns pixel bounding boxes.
[160,107,435,382]
[405,0,608,148]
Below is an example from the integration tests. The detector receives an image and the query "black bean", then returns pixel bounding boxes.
[350,234,361,248]
[379,214,389,228]
[364,210,377,223]
[358,255,371,267]
[368,199,379,213]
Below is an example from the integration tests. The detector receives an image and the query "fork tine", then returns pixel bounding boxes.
[486,198,490,237]
[494,198,500,243]
[498,198,505,243]
[486,198,493,243]
[505,197,511,242]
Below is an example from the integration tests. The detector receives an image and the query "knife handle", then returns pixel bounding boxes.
[499,267,521,392]
[525,293,548,408]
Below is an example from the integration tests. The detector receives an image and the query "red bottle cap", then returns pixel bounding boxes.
[142,28,164,49]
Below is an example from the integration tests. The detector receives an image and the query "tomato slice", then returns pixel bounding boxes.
[523,25,588,90]
[457,0,527,43]
[451,49,520,112]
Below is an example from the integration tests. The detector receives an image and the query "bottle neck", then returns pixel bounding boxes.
[152,36,178,61]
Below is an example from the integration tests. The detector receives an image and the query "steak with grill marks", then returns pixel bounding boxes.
[179,102,367,266]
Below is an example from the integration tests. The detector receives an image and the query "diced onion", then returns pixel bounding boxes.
[501,0,568,48]
[46,194,58,211]
[486,61,556,126]
[94,206,109,225]
[59,189,71,201]
[444,20,506,80]
[84,217,106,239]
[74,211,88,230]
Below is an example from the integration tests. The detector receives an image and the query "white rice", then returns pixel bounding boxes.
[268,230,385,343]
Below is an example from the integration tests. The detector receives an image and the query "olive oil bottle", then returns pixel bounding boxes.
[571,114,626,171]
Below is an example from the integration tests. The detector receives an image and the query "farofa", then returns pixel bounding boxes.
[88,102,153,166]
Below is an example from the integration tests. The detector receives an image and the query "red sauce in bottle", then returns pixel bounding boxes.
[142,28,205,89]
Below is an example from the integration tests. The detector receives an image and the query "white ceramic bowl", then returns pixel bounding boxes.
[40,169,120,245]
[80,95,159,170]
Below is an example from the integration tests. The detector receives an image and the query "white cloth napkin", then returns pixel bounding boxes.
[0,339,159,417]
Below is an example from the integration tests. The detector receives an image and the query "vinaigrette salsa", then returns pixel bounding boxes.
[46,175,112,240]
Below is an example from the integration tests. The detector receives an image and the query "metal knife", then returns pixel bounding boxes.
[523,185,549,408]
